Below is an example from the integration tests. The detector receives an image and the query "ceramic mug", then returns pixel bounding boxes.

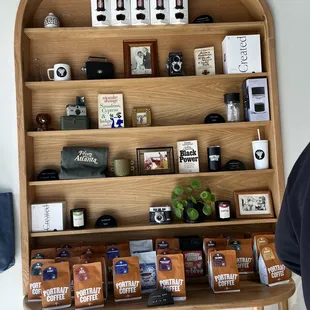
[111,159,135,177]
[47,64,71,81]
[252,140,269,170]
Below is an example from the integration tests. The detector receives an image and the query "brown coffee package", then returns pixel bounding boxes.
[105,243,130,284]
[31,248,56,259]
[157,249,183,255]
[157,254,186,301]
[80,245,106,256]
[259,243,291,286]
[253,234,275,270]
[41,262,72,309]
[155,239,180,253]
[56,247,82,258]
[208,250,240,293]
[113,256,142,302]
[223,233,245,240]
[28,259,55,302]
[203,238,228,271]
[80,256,108,299]
[227,239,254,274]
[73,262,104,309]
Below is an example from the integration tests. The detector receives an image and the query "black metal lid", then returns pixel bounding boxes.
[224,93,240,103]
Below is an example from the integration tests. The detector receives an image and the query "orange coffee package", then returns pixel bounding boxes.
[155,239,180,253]
[157,254,186,301]
[31,248,56,260]
[208,250,240,293]
[80,245,106,256]
[253,234,275,270]
[259,243,291,286]
[227,239,254,274]
[113,256,142,302]
[41,262,72,309]
[28,259,55,302]
[105,243,130,284]
[203,238,228,271]
[223,233,245,241]
[73,262,104,309]
[56,247,82,258]
[157,249,182,255]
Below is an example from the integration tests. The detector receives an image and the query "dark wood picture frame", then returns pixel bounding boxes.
[132,108,152,127]
[137,147,175,175]
[123,40,159,78]
[234,190,275,219]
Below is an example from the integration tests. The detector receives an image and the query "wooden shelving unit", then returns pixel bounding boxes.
[15,0,293,309]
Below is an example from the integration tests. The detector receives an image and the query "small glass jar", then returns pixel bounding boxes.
[224,93,241,122]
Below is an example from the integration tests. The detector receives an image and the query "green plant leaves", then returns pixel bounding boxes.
[171,192,177,200]
[186,187,193,193]
[189,195,197,204]
[177,202,184,210]
[191,180,201,190]
[200,191,211,201]
[187,208,199,220]
[210,194,216,202]
[203,204,213,216]
[181,200,188,207]
[174,186,184,196]
[175,208,182,219]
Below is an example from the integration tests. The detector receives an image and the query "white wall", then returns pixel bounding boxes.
[0,0,308,309]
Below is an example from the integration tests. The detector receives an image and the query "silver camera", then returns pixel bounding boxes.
[66,96,87,116]
[149,206,172,225]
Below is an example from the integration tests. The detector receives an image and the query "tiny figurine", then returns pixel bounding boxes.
[44,13,60,28]
[36,114,51,131]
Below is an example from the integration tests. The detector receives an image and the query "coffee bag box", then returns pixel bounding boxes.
[253,234,275,271]
[150,0,169,25]
[259,243,291,286]
[73,262,104,309]
[169,0,188,24]
[31,248,57,260]
[208,250,240,293]
[111,0,131,26]
[222,35,262,74]
[129,239,153,255]
[31,202,66,232]
[41,262,72,309]
[157,254,186,301]
[227,239,254,274]
[28,259,55,302]
[91,0,111,27]
[194,47,216,76]
[131,0,151,25]
[156,238,180,253]
[183,251,204,277]
[113,256,142,302]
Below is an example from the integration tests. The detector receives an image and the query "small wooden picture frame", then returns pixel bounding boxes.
[234,190,275,219]
[137,147,175,175]
[132,108,152,127]
[123,40,159,78]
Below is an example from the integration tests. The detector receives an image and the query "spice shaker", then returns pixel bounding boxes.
[224,93,241,122]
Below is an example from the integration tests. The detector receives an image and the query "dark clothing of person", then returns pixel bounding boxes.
[275,142,310,309]
[143,52,151,69]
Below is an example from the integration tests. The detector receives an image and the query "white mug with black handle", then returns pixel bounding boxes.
[47,64,71,81]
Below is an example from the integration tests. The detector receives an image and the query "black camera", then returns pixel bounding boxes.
[166,52,184,76]
[149,206,172,225]
[81,56,115,80]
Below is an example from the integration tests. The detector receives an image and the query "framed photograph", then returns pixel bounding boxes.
[123,40,159,78]
[132,108,152,127]
[137,147,175,175]
[234,190,275,219]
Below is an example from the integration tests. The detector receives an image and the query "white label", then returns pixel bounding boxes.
[73,214,84,227]
[219,207,230,219]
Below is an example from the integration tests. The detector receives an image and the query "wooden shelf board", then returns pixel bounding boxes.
[24,279,294,310]
[31,218,277,238]
[29,169,274,187]
[25,73,268,91]
[24,22,265,40]
[27,121,271,138]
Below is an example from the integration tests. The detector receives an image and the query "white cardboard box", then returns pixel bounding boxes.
[177,140,200,173]
[194,47,216,76]
[222,35,262,74]
[111,0,131,26]
[91,0,111,27]
[131,0,151,25]
[150,0,169,25]
[31,202,66,232]
[169,0,188,24]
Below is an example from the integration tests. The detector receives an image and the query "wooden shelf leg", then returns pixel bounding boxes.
[278,300,289,310]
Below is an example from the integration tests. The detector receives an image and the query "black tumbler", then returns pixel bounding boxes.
[208,146,221,171]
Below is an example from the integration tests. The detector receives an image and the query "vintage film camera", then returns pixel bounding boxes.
[81,56,115,80]
[166,52,184,76]
[149,206,172,225]
[66,96,87,116]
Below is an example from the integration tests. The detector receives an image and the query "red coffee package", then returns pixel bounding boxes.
[41,262,72,309]
[183,251,204,277]
[28,259,55,302]
[31,248,56,259]
[157,254,186,301]
[73,262,104,309]
[113,256,142,302]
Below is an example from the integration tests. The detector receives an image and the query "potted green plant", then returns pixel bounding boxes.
[171,179,215,223]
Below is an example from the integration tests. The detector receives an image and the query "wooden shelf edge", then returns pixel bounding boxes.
[25,73,269,90]
[29,169,274,187]
[27,121,271,138]
[23,279,295,310]
[24,21,265,40]
[31,218,278,238]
